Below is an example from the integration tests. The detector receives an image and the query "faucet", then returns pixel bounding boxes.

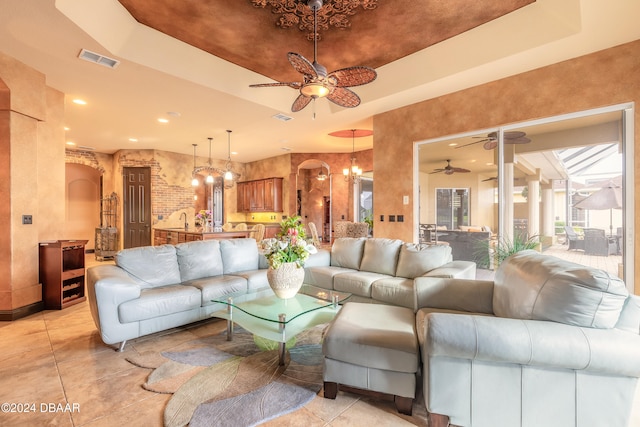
[180,212,188,230]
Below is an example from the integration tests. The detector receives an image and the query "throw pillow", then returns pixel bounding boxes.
[395,244,452,279]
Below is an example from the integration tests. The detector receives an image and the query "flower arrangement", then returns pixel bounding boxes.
[195,209,212,227]
[260,216,317,269]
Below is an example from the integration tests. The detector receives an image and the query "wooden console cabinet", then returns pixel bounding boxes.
[39,240,88,310]
[237,177,283,213]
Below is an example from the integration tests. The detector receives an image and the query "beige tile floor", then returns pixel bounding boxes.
[0,256,427,427]
[1,253,639,427]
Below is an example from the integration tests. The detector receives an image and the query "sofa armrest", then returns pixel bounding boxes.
[424,260,476,279]
[425,312,640,377]
[86,265,142,345]
[415,277,494,314]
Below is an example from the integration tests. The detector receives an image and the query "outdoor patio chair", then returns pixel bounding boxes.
[564,226,585,251]
[583,228,618,256]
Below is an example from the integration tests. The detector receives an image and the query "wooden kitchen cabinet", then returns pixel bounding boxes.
[237,177,283,213]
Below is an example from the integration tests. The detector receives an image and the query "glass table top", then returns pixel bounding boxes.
[211,284,350,324]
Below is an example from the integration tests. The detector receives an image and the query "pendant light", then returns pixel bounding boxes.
[190,144,199,186]
[206,137,214,184]
[223,130,238,187]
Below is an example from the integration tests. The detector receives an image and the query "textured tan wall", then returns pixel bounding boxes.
[374,39,640,289]
[0,53,66,312]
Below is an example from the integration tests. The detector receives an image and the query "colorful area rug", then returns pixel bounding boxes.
[126,325,325,427]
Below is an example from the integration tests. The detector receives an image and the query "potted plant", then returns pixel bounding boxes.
[476,232,540,270]
[259,216,318,298]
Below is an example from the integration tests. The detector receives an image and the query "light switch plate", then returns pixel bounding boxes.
[403,195,409,205]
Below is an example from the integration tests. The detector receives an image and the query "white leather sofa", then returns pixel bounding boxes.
[304,237,477,309]
[416,250,640,427]
[87,238,269,351]
[87,236,474,351]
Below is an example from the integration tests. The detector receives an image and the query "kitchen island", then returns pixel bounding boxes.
[153,227,251,246]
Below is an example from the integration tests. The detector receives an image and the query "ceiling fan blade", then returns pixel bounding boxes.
[455,138,489,149]
[327,87,361,108]
[482,176,498,182]
[506,136,531,144]
[328,66,377,87]
[504,131,526,139]
[291,93,312,112]
[451,167,471,173]
[483,140,498,150]
[429,169,445,174]
[249,82,302,89]
[288,52,317,77]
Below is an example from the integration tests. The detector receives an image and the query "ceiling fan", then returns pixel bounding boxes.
[429,160,471,175]
[455,131,531,150]
[249,0,377,113]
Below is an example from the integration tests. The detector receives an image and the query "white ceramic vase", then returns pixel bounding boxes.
[267,262,305,299]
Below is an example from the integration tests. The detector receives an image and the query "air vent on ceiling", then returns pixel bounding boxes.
[78,49,120,69]
[272,113,293,122]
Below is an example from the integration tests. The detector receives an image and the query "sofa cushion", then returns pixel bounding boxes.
[220,238,259,274]
[115,244,181,289]
[359,238,403,276]
[118,284,201,322]
[333,271,391,298]
[493,250,628,328]
[371,277,415,309]
[395,244,452,279]
[184,275,248,306]
[175,240,224,282]
[330,238,366,270]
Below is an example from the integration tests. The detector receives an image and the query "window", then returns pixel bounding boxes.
[436,188,469,229]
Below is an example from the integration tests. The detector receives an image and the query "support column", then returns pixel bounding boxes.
[541,182,555,246]
[526,171,541,238]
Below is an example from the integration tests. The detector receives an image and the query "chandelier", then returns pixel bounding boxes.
[252,0,378,41]
[329,128,372,183]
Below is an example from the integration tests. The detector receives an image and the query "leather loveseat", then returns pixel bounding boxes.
[87,238,269,351]
[415,250,640,427]
[304,237,476,309]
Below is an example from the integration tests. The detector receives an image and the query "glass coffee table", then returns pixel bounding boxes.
[211,284,350,365]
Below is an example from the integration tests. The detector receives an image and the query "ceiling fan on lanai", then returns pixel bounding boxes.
[429,160,470,175]
[455,131,530,150]
[249,0,377,113]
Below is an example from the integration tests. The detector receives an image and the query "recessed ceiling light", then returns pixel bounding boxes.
[157,118,169,123]
[486,162,494,166]
[72,99,87,105]
[448,142,458,147]
[129,138,138,142]
[66,141,76,146]
[470,159,476,163]
[231,151,238,155]
[64,127,70,131]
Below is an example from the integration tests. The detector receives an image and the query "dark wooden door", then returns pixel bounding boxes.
[123,167,151,248]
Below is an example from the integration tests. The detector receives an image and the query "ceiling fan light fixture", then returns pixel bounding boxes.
[301,82,330,98]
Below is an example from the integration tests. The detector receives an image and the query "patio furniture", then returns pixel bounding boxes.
[564,226,585,251]
[583,228,618,256]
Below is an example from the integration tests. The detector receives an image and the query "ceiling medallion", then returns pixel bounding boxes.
[251,0,378,40]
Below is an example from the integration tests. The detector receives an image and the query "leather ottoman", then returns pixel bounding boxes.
[322,302,419,415]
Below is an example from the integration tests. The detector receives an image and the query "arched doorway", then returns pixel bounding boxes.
[65,163,101,250]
